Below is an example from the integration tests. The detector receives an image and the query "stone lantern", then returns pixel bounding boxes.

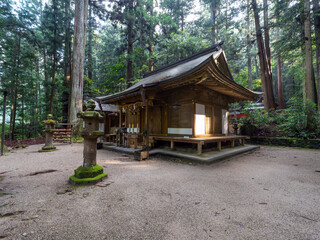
[39,114,57,152]
[69,99,107,184]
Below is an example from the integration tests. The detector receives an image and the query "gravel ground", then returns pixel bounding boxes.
[0,143,319,240]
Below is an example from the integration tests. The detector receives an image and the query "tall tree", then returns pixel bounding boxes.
[303,0,317,104]
[252,0,275,109]
[49,0,58,114]
[69,0,89,126]
[277,54,285,109]
[62,0,72,122]
[263,0,272,72]
[210,0,219,45]
[313,0,320,107]
[247,0,252,89]
[109,0,139,88]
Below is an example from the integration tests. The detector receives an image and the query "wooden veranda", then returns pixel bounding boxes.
[151,135,248,155]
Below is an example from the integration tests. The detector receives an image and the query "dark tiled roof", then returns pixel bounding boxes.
[97,44,223,102]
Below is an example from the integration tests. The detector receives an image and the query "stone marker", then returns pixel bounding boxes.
[39,114,57,152]
[69,99,107,185]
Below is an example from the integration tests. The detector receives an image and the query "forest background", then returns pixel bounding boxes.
[0,0,319,140]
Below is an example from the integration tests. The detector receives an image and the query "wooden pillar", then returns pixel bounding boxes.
[212,106,214,135]
[192,100,196,137]
[124,107,127,128]
[162,104,168,135]
[119,106,122,128]
[231,139,235,148]
[197,141,204,155]
[170,140,175,150]
[137,108,140,133]
[118,106,122,145]
[104,114,107,134]
[217,141,221,151]
[108,114,111,133]
[144,102,149,147]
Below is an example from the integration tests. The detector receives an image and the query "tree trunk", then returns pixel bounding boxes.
[10,33,21,140]
[181,7,184,31]
[277,55,285,109]
[252,0,275,110]
[62,0,71,123]
[247,0,252,89]
[313,0,320,107]
[69,0,89,126]
[43,48,50,115]
[49,0,57,114]
[21,94,24,138]
[303,0,317,104]
[126,12,134,88]
[255,55,260,79]
[49,47,56,114]
[9,89,17,140]
[87,1,93,81]
[210,0,218,45]
[263,0,272,72]
[147,0,155,72]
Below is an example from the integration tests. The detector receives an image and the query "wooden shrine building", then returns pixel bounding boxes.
[97,44,258,154]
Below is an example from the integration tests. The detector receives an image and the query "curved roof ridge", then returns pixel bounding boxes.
[143,42,223,78]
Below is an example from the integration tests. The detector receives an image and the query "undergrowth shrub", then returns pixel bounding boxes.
[237,97,320,139]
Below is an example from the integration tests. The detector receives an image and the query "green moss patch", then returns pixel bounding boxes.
[78,111,101,118]
[74,164,104,178]
[39,145,57,152]
[44,129,56,133]
[70,165,107,185]
[69,172,107,185]
[81,130,104,137]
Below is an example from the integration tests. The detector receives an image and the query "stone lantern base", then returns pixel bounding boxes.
[38,145,57,152]
[69,165,107,185]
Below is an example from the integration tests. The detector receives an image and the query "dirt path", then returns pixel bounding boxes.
[0,144,319,240]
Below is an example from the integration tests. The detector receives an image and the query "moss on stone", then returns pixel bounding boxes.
[74,164,104,178]
[42,145,56,150]
[80,111,100,118]
[43,119,57,124]
[39,145,56,152]
[69,172,107,185]
[81,130,104,137]
[69,165,107,185]
[38,149,56,152]
[44,129,56,133]
[92,130,104,136]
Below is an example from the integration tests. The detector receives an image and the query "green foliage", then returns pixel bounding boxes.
[72,136,84,143]
[239,98,320,139]
[278,98,320,138]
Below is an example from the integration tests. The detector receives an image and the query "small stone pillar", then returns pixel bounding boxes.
[39,114,57,152]
[69,99,107,184]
